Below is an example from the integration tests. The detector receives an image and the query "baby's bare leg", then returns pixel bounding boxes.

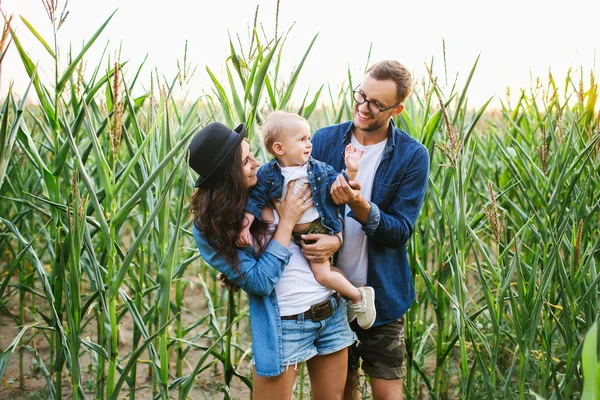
[309,260,361,303]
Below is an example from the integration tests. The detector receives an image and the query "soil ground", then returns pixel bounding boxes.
[0,281,254,400]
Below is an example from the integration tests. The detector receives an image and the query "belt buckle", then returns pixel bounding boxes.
[309,298,334,322]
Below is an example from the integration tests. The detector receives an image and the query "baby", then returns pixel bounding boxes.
[238,111,376,329]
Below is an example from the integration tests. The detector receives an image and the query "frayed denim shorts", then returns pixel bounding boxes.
[279,297,356,369]
[250,296,356,371]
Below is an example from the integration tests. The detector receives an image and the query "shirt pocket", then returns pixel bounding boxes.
[374,182,400,209]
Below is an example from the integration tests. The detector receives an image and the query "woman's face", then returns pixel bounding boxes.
[241,140,260,188]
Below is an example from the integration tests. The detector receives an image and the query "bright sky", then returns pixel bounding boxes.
[1,0,598,109]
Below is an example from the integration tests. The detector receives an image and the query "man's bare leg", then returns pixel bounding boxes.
[371,377,403,400]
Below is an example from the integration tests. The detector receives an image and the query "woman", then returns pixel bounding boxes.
[188,121,355,399]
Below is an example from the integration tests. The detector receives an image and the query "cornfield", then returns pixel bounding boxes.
[1,3,599,400]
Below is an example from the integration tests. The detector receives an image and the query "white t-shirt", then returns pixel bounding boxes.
[279,164,320,224]
[336,135,386,286]
[270,210,332,316]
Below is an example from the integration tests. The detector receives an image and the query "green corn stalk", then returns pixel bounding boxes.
[2,4,600,399]
[581,319,600,400]
[64,172,87,400]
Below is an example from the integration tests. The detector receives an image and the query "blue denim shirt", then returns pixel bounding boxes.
[246,157,346,234]
[192,225,291,377]
[312,121,430,326]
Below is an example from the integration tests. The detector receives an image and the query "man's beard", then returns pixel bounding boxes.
[354,112,388,133]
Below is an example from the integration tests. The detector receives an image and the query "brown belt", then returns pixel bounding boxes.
[280,295,340,322]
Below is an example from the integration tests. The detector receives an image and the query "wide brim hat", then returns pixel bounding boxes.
[188,122,246,188]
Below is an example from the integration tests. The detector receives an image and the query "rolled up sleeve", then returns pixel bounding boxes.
[347,201,381,235]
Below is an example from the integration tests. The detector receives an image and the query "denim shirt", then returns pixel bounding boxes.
[311,121,430,326]
[192,225,291,377]
[246,157,347,234]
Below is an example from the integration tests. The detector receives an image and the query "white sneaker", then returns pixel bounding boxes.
[347,304,357,323]
[350,286,376,329]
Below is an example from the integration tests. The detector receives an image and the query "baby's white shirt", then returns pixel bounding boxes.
[279,163,320,224]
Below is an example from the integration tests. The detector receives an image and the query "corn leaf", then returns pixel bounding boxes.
[56,10,116,94]
[19,16,55,58]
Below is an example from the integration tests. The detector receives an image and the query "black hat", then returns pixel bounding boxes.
[188,122,246,187]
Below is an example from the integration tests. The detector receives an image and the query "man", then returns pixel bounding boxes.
[303,60,430,399]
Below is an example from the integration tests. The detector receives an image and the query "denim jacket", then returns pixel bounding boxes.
[192,225,291,377]
[246,157,347,234]
[311,121,430,326]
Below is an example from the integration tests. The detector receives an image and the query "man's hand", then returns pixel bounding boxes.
[300,233,341,263]
[216,272,239,292]
[330,175,371,224]
[330,174,363,205]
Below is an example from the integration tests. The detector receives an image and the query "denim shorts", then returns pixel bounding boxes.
[279,297,357,369]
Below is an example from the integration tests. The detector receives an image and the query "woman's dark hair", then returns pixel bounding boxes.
[190,143,269,270]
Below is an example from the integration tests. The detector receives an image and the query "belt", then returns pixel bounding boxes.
[281,295,340,322]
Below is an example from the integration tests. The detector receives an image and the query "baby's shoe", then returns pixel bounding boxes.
[347,304,357,323]
[350,286,376,329]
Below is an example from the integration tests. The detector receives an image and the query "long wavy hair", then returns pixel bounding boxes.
[190,144,269,271]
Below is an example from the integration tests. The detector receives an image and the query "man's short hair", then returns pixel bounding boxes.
[261,111,307,156]
[366,60,413,104]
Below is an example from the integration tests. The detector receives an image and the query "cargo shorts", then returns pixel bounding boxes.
[348,317,406,380]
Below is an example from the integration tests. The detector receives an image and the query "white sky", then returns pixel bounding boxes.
[1,0,598,109]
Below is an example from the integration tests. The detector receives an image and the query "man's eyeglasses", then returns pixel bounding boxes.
[352,88,402,115]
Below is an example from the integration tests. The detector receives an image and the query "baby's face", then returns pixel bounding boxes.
[278,120,312,167]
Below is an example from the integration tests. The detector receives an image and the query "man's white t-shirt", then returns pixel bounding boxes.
[336,135,386,286]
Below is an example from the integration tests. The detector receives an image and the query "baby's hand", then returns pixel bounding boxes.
[344,144,364,178]
[236,226,253,247]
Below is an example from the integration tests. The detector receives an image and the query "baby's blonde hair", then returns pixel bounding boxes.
[261,111,307,156]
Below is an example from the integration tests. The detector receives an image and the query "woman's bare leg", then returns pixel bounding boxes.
[344,369,360,400]
[252,366,298,400]
[306,348,348,400]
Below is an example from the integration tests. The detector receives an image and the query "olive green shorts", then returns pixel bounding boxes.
[348,317,407,380]
[291,219,329,245]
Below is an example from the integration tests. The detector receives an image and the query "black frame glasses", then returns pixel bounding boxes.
[352,87,402,115]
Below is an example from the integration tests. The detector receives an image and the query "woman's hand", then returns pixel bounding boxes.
[270,180,312,248]
[300,233,341,263]
[273,180,313,228]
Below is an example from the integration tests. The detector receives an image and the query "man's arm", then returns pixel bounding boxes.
[332,146,430,248]
[330,176,370,223]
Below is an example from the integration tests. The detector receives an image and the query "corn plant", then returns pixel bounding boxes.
[581,318,600,400]
[1,3,599,400]
[0,4,324,399]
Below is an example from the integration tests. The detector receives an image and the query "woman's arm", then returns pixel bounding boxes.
[194,180,313,296]
[194,230,291,296]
